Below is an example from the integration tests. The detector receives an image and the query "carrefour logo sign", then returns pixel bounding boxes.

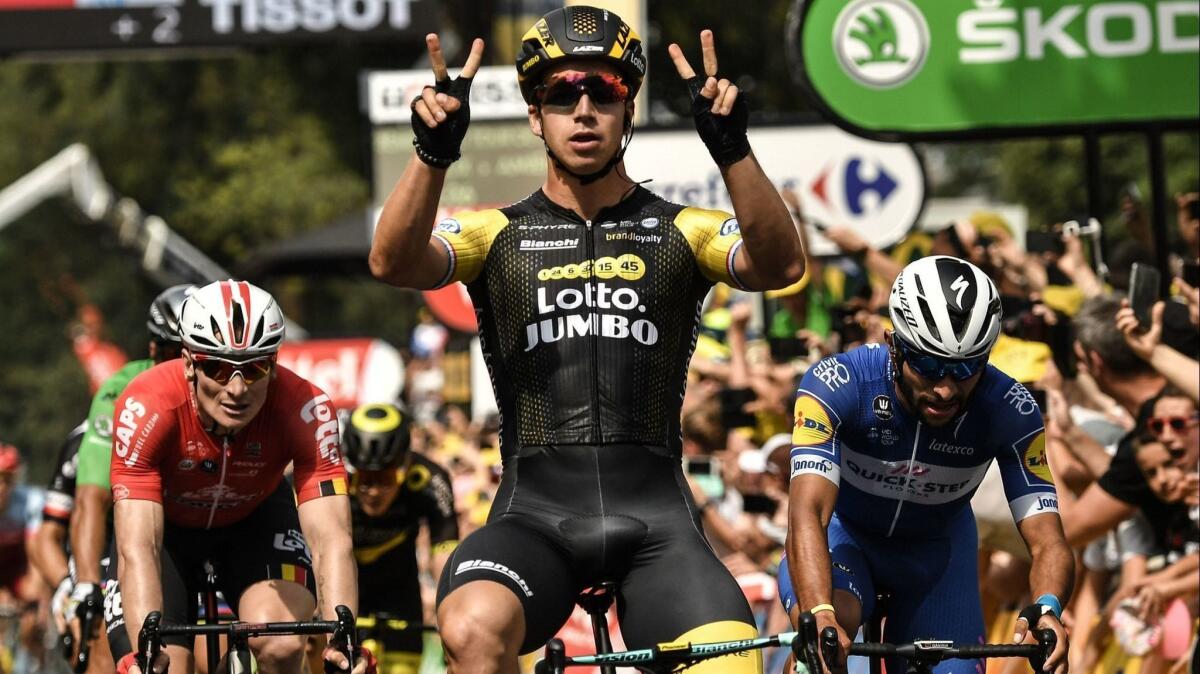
[623,126,925,257]
[834,0,930,88]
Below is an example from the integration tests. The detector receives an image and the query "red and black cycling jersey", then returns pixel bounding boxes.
[432,187,746,458]
[109,360,348,529]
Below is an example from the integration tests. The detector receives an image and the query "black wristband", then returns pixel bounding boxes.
[686,75,751,167]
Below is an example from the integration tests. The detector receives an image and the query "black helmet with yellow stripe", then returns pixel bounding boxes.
[343,403,413,472]
[516,5,646,105]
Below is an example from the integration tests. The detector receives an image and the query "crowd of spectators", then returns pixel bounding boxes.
[1,192,1197,674]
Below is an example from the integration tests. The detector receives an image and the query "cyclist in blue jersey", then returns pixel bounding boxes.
[780,256,1073,674]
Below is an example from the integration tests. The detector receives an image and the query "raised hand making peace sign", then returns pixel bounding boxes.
[411,33,485,169]
[667,30,751,167]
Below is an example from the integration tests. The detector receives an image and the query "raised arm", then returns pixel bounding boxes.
[369,34,485,289]
[667,31,805,291]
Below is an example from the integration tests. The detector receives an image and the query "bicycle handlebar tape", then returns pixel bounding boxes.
[686,75,750,167]
[411,75,474,169]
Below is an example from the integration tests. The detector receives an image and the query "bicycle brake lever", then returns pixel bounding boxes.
[793,612,823,674]
[1031,628,1056,672]
[540,638,566,674]
[324,605,358,673]
[819,626,840,670]
[137,611,163,674]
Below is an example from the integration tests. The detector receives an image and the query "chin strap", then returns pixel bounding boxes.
[541,110,636,185]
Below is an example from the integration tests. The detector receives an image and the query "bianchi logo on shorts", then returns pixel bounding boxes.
[456,559,533,597]
[520,239,578,251]
[833,0,929,89]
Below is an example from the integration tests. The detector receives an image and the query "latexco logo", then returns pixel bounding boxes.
[834,0,930,88]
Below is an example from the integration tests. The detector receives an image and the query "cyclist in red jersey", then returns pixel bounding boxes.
[107,280,372,674]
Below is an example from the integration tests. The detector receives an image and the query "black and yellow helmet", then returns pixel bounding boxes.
[343,403,413,472]
[515,5,646,105]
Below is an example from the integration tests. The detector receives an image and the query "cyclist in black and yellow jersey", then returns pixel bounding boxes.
[343,403,457,674]
[369,6,805,673]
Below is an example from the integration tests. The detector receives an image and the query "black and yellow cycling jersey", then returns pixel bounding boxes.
[432,186,747,458]
[351,453,458,673]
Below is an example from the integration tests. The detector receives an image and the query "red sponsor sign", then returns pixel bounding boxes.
[72,335,128,394]
[422,283,477,333]
[277,338,404,411]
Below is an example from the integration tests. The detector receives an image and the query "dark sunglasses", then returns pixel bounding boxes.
[535,71,630,109]
[1146,414,1200,435]
[192,354,274,386]
[894,337,988,382]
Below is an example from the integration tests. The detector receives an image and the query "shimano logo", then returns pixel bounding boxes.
[520,238,578,251]
[929,439,974,456]
[456,559,533,597]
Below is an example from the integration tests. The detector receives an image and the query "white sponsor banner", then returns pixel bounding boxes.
[366,65,529,125]
[839,443,988,506]
[623,126,925,256]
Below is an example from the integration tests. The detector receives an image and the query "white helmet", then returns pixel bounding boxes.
[179,280,285,359]
[888,256,1001,360]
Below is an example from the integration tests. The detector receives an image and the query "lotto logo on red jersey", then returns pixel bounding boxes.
[300,393,341,464]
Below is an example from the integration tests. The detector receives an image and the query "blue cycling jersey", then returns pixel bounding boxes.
[789,344,1058,539]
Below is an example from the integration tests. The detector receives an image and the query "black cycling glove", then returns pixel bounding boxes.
[686,75,751,167]
[411,74,474,169]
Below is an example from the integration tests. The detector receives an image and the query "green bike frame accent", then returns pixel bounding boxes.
[787,0,1200,139]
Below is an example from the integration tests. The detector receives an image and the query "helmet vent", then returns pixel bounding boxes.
[251,318,265,346]
[230,302,246,344]
[567,6,602,40]
[916,298,944,343]
[209,316,226,346]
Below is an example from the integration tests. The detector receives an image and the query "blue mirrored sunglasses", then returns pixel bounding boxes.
[895,338,987,381]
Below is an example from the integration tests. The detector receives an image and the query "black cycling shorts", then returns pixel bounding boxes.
[105,482,317,660]
[436,444,754,655]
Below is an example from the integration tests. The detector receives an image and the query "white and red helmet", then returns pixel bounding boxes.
[179,280,285,359]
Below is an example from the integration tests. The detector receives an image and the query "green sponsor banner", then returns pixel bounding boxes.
[789,0,1200,138]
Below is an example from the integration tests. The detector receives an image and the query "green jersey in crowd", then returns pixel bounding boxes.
[75,359,154,490]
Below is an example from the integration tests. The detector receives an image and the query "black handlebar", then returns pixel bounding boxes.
[134,604,358,673]
[793,612,1056,674]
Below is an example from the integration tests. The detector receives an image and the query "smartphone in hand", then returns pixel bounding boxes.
[1128,262,1161,327]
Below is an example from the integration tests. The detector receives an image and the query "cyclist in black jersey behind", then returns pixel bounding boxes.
[343,403,458,674]
[370,6,805,674]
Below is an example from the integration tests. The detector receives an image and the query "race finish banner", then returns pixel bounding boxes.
[0,0,435,54]
[787,0,1200,139]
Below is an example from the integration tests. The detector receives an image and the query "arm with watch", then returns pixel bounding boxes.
[1014,512,1074,674]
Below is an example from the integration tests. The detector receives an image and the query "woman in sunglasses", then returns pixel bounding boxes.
[1145,388,1200,501]
[106,280,372,674]
[371,5,805,674]
[783,256,1073,674]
